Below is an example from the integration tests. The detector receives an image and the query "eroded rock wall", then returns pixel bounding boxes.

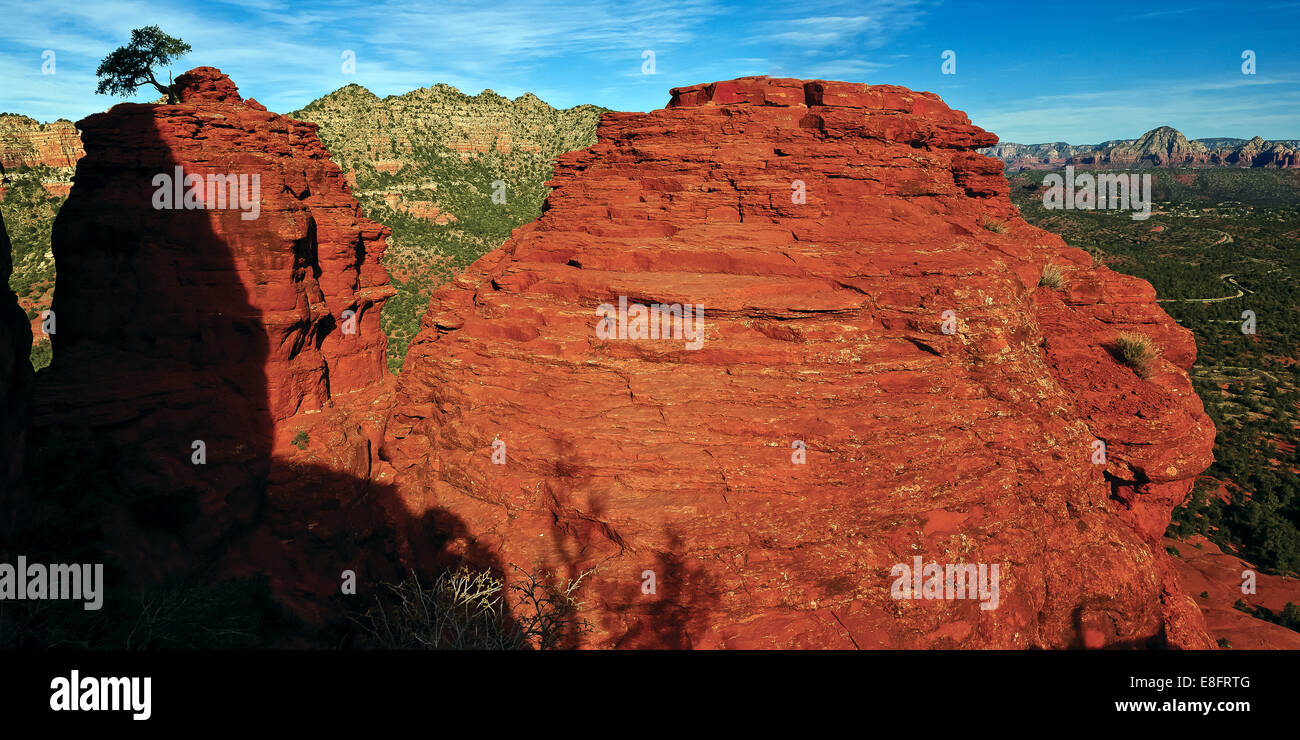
[379,77,1217,648]
[27,68,399,615]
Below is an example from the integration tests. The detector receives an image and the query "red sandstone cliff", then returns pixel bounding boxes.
[378,77,1217,648]
[0,115,84,171]
[28,68,400,615]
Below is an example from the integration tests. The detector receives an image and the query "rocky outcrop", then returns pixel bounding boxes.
[1074,126,1212,167]
[0,211,32,500]
[291,83,606,369]
[379,77,1217,648]
[1166,535,1300,649]
[0,115,84,170]
[1221,136,1300,168]
[27,67,400,616]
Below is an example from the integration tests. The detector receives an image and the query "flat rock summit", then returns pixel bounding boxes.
[14,71,1221,647]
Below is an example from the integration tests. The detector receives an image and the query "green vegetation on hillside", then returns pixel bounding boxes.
[1,165,65,369]
[1234,599,1300,633]
[292,83,605,371]
[1009,168,1300,576]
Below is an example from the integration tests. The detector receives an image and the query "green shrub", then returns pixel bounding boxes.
[1232,599,1300,633]
[30,339,51,371]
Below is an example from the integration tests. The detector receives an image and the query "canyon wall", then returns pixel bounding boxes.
[0,116,84,171]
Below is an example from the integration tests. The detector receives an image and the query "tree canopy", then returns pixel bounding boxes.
[94,26,192,104]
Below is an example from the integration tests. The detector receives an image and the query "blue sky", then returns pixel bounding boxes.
[1,0,1298,144]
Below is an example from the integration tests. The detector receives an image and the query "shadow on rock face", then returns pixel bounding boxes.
[0,74,518,648]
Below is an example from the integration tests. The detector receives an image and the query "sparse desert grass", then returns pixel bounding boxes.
[1039,263,1066,290]
[1115,330,1160,378]
[980,217,1007,233]
[1083,245,1105,266]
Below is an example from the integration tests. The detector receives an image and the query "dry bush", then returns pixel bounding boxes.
[357,565,594,650]
[1039,263,1066,290]
[980,217,1007,233]
[1115,331,1160,378]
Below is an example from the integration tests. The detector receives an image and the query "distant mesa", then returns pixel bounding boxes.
[0,114,84,171]
[983,125,1300,170]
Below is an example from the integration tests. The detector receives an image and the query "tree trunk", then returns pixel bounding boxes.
[146,72,176,104]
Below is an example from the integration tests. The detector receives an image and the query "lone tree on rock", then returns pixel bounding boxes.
[95,26,192,104]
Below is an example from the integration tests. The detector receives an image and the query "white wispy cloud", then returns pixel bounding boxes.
[0,0,727,119]
[972,82,1300,143]
[755,1,928,49]
[804,59,893,79]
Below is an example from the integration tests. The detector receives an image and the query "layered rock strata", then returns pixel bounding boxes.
[28,68,399,615]
[378,77,1217,648]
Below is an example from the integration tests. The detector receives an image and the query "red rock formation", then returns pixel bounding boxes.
[28,67,399,615]
[985,128,1300,171]
[379,76,1217,648]
[1218,137,1300,168]
[14,70,1240,647]
[0,115,84,170]
[1166,535,1300,649]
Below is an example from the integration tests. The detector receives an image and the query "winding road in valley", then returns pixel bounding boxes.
[1156,273,1252,304]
